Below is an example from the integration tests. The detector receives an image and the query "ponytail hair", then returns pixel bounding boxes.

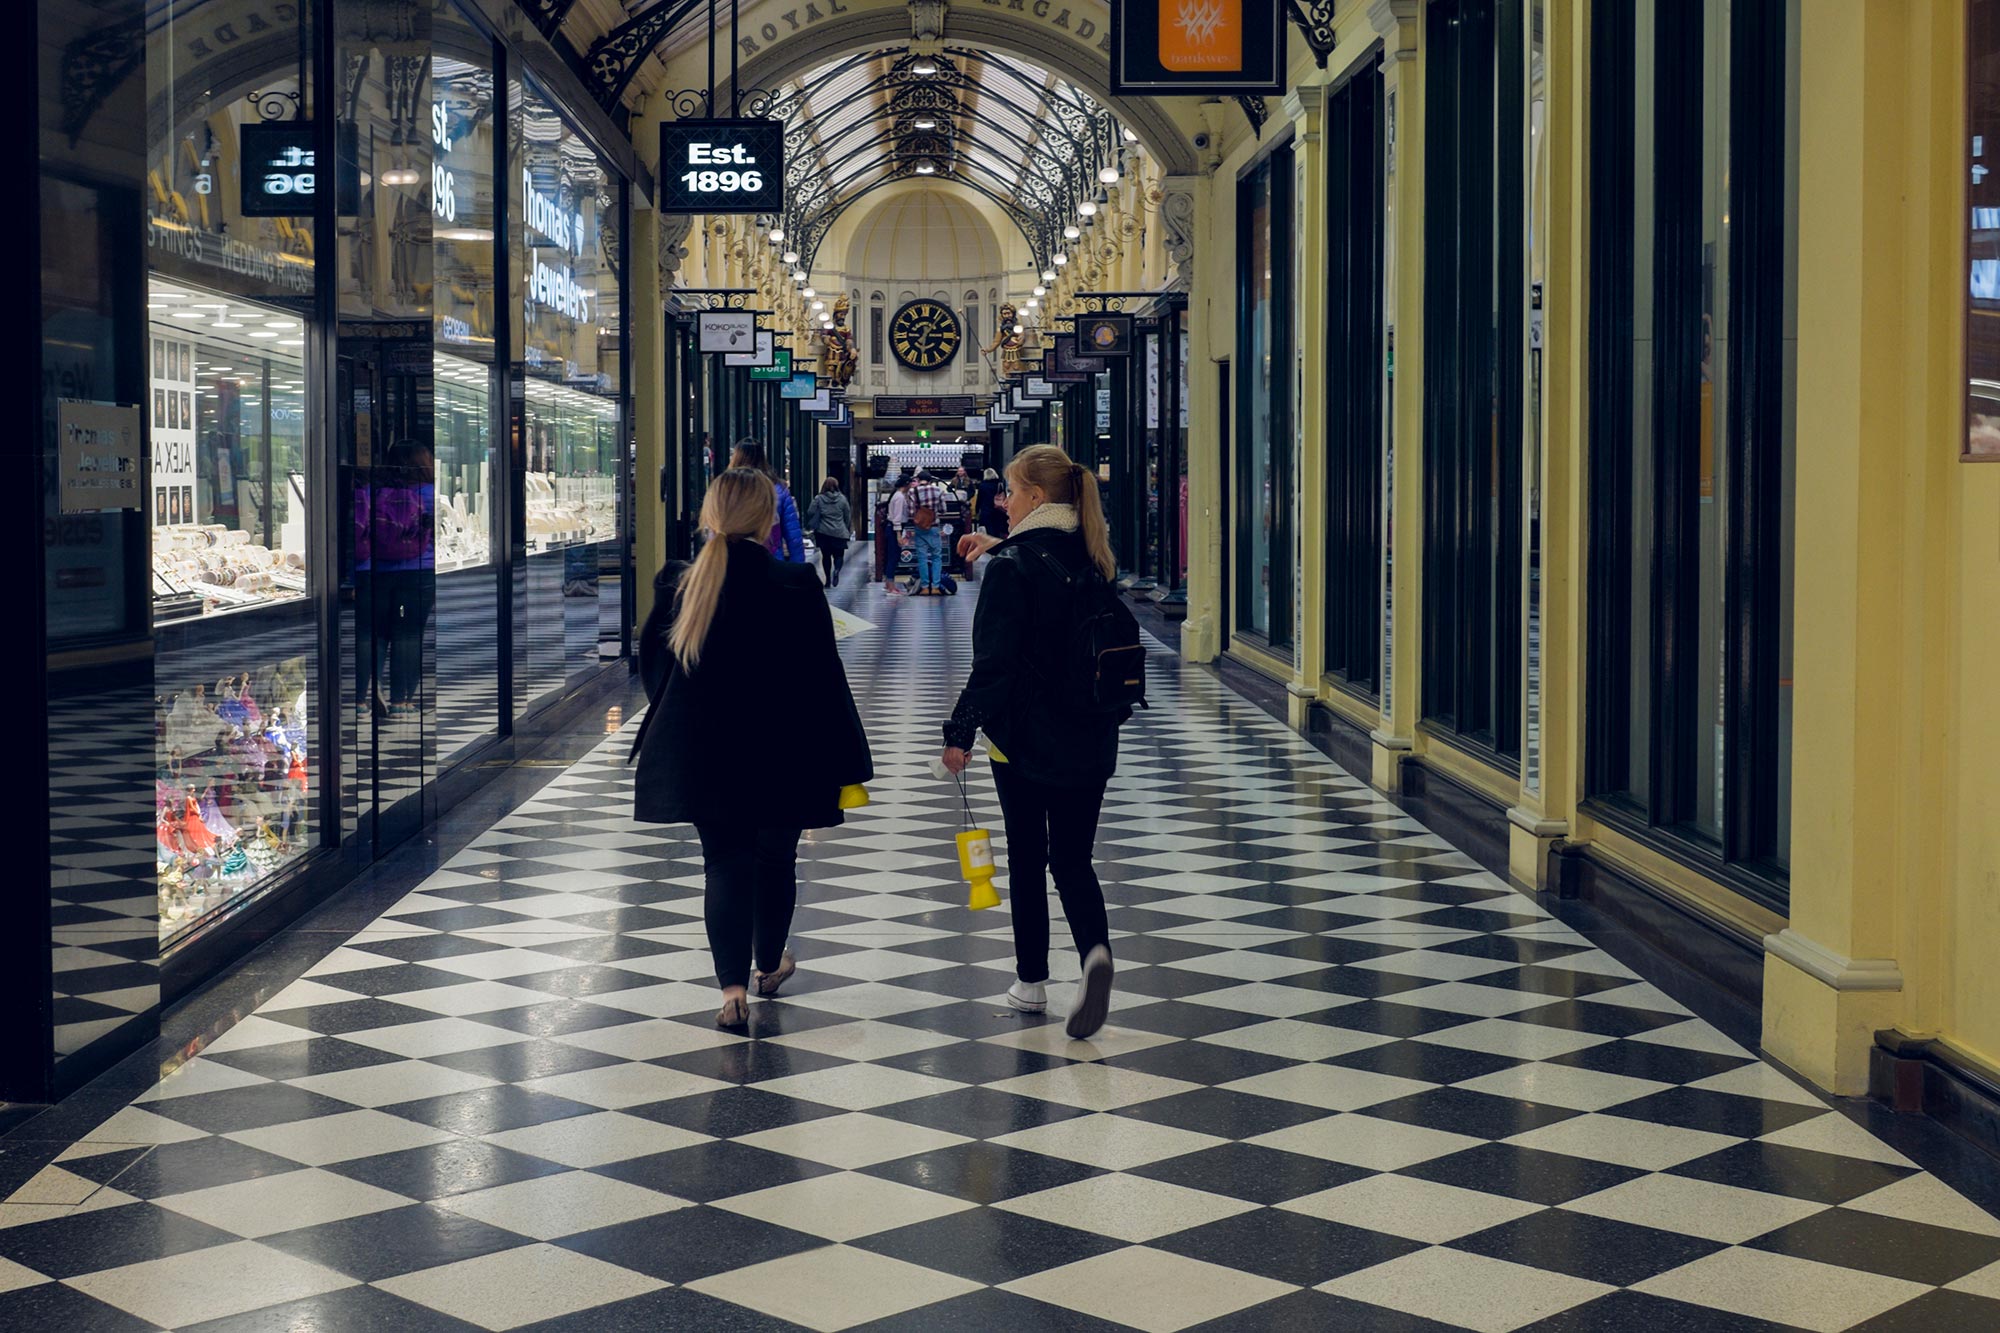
[1006,444,1116,580]
[669,468,777,670]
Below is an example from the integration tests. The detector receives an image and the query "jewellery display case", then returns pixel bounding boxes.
[147,284,310,624]
[435,355,496,571]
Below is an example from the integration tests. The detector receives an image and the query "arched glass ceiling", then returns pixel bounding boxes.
[759,48,1133,270]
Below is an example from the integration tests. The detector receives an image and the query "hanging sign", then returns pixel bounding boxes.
[873,395,978,418]
[750,347,794,381]
[239,121,361,217]
[780,371,819,400]
[1078,312,1136,357]
[726,329,776,367]
[990,407,1020,425]
[1052,332,1109,375]
[697,310,756,354]
[1109,0,1286,96]
[801,389,833,413]
[964,415,989,432]
[659,118,786,215]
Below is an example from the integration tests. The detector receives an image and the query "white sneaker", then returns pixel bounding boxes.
[1007,981,1047,1013]
[1067,946,1114,1039]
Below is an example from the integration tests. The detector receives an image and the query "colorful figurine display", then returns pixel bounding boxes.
[155,664,311,937]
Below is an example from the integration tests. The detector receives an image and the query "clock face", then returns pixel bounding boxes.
[890,300,962,371]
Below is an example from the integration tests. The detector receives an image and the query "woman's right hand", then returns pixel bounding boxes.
[957,532,1000,564]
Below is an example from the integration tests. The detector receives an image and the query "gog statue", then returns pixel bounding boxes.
[985,301,1024,378]
[820,294,858,388]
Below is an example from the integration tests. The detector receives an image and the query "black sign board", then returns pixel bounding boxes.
[240,121,360,216]
[1052,333,1109,375]
[1077,312,1136,358]
[659,118,785,215]
[873,395,978,418]
[1109,0,1286,97]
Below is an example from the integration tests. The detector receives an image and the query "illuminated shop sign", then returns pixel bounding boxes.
[239,122,360,216]
[523,169,591,322]
[659,119,785,215]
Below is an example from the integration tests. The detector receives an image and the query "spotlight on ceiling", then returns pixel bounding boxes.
[379,166,422,186]
[1053,251,1068,265]
[1025,298,1038,308]
[769,228,785,242]
[1099,165,1120,185]
[913,116,937,130]
[1078,199,1097,217]
[803,287,816,298]
[812,300,825,311]
[1063,224,1080,239]
[782,250,800,264]
[1042,268,1056,282]
[912,57,938,75]
[1013,323,1024,333]
[794,268,807,282]
[1122,127,1140,143]
[915,160,936,174]
[1032,285,1046,296]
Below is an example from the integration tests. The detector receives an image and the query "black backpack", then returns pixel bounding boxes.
[1021,545,1146,716]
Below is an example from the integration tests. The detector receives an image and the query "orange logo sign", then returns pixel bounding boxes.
[1159,0,1243,72]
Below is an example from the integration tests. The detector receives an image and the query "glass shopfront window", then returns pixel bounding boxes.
[512,78,627,708]
[1587,0,1797,901]
[434,15,500,768]
[1235,142,1296,649]
[146,4,321,947]
[1422,0,1525,762]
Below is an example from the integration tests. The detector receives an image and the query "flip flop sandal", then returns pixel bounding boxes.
[753,953,797,998]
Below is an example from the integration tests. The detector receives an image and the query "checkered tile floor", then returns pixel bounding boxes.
[6,579,1999,1331]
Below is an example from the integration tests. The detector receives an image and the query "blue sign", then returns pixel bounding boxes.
[779,372,818,400]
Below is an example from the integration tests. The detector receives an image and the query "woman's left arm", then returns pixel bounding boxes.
[781,489,806,562]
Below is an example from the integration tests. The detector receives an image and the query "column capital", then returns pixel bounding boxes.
[1282,83,1324,133]
[1368,0,1420,60]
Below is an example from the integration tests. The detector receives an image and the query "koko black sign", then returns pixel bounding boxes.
[1108,0,1286,96]
[659,118,785,215]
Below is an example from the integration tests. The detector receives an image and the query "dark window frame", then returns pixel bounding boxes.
[1584,0,1792,910]
[1324,50,1387,698]
[1420,0,1525,763]
[1233,135,1297,653]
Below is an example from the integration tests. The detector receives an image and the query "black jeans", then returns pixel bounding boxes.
[817,535,847,582]
[992,765,1110,984]
[694,823,802,989]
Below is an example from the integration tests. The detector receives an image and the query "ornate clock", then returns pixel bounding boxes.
[889,299,962,371]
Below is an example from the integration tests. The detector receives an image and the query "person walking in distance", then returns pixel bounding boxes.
[883,474,914,593]
[973,467,1008,540]
[804,477,853,587]
[909,471,947,594]
[731,440,806,563]
[632,468,872,1028]
[942,444,1134,1038]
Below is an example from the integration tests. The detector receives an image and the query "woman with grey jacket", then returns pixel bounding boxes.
[804,479,854,587]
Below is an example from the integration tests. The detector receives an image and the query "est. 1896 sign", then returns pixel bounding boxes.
[659,119,785,215]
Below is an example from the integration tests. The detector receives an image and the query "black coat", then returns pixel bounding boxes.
[942,526,1122,787]
[632,540,872,828]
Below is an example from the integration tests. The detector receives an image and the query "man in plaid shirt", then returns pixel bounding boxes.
[908,472,948,594]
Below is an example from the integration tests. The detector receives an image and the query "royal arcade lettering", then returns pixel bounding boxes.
[731,0,1107,57]
[523,171,591,323]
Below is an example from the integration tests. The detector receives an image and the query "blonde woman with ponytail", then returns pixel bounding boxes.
[942,445,1130,1039]
[632,468,873,1028]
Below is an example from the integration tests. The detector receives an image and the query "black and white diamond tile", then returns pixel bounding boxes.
[4,577,1999,1332]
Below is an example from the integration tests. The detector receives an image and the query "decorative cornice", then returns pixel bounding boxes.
[1367,0,1421,61]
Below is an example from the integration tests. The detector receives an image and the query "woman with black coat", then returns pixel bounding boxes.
[941,445,1128,1039]
[973,467,1008,539]
[633,468,872,1027]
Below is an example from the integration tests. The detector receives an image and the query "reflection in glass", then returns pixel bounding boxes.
[1236,146,1294,648]
[434,24,500,767]
[513,77,624,707]
[1524,0,1547,794]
